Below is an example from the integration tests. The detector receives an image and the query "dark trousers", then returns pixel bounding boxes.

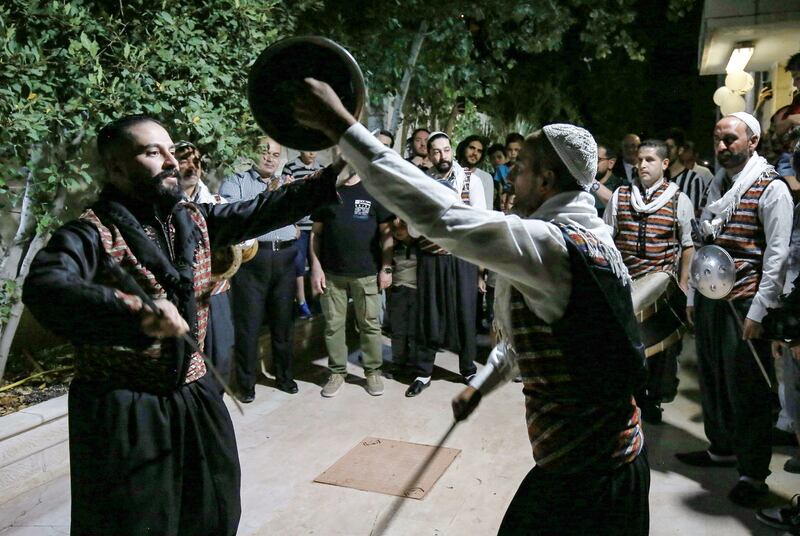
[387,285,420,366]
[695,295,774,480]
[639,342,680,405]
[499,451,650,536]
[204,291,234,391]
[414,255,478,378]
[294,229,311,277]
[231,245,296,390]
[69,377,241,536]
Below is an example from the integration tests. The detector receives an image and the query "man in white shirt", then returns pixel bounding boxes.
[604,139,695,424]
[456,134,494,211]
[293,79,650,536]
[678,112,793,508]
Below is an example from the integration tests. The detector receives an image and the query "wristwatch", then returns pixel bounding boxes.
[382,266,394,274]
[590,180,601,192]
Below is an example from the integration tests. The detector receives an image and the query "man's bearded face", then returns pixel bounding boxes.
[429,137,453,174]
[108,121,183,205]
[713,117,755,170]
[464,140,484,167]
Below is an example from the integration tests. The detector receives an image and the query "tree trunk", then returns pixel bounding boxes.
[0,184,67,382]
[388,19,429,137]
[0,171,37,281]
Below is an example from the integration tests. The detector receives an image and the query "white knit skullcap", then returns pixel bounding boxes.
[542,124,598,190]
[726,112,761,138]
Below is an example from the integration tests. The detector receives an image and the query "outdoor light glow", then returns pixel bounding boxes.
[725,44,754,74]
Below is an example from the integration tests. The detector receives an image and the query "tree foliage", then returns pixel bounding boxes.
[292,0,697,135]
[0,0,313,379]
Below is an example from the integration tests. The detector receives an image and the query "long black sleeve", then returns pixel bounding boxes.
[22,220,154,348]
[199,166,339,249]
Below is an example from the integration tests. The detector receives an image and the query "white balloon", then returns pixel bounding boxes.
[720,93,746,115]
[742,72,755,93]
[725,71,749,92]
[713,86,734,105]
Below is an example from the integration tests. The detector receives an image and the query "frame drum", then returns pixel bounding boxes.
[631,271,687,358]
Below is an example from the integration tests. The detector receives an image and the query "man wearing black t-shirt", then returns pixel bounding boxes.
[310,169,394,397]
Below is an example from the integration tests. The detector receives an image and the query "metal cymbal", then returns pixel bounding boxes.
[690,244,736,300]
[248,36,366,151]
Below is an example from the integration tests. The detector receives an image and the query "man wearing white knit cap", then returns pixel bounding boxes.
[294,79,650,535]
[676,112,793,508]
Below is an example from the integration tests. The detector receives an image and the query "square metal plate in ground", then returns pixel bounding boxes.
[313,436,460,499]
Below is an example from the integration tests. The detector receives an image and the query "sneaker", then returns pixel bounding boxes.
[321,374,345,398]
[298,302,313,320]
[728,479,768,508]
[756,495,800,531]
[463,373,476,385]
[365,372,384,396]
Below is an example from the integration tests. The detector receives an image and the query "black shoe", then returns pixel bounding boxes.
[756,495,800,531]
[675,450,736,467]
[405,379,430,397]
[236,389,255,404]
[278,380,299,394]
[773,427,799,446]
[728,480,768,508]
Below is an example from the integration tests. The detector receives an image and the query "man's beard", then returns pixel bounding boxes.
[434,158,452,174]
[595,170,606,181]
[717,149,748,169]
[146,169,184,206]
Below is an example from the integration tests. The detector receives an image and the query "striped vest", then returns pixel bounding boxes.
[77,205,214,392]
[614,182,680,278]
[714,171,778,300]
[510,223,644,474]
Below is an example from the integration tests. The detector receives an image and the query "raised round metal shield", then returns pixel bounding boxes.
[248,36,366,151]
[690,244,736,300]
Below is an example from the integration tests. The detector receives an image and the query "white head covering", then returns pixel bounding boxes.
[726,112,761,138]
[542,124,598,190]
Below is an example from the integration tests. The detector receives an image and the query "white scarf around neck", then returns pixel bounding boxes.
[701,152,771,239]
[629,178,679,214]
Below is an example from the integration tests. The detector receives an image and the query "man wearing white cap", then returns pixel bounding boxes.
[294,79,650,535]
[677,112,793,508]
[401,131,486,398]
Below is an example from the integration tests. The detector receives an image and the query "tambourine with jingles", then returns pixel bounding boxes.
[248,36,366,150]
[211,239,259,281]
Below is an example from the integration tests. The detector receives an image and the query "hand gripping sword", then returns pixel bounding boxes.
[103,257,245,415]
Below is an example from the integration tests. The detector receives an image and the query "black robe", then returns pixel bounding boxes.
[23,172,338,536]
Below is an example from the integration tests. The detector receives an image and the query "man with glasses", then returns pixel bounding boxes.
[220,138,301,399]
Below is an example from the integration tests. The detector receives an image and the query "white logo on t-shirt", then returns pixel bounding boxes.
[354,199,372,220]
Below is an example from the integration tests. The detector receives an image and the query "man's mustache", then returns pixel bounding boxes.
[154,168,180,182]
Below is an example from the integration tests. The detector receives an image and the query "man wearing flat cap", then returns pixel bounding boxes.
[294,79,650,535]
[677,112,793,508]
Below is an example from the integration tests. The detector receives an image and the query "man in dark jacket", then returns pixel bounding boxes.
[22,114,338,536]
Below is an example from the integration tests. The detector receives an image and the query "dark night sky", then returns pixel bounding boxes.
[581,0,718,159]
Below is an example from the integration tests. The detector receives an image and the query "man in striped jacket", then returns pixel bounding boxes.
[677,112,793,508]
[604,139,695,423]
